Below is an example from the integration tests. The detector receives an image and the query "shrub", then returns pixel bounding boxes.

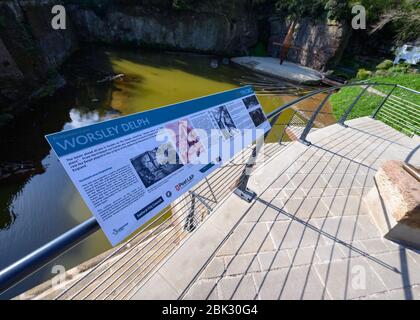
[0,113,14,127]
[375,69,389,77]
[250,42,267,57]
[376,59,394,70]
[388,63,411,74]
[356,68,372,80]
[172,0,192,10]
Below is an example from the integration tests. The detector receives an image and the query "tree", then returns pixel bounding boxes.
[325,0,350,21]
[276,0,327,18]
[369,0,420,43]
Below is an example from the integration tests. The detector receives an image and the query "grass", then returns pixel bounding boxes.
[330,72,420,121]
[368,73,420,105]
[330,86,383,121]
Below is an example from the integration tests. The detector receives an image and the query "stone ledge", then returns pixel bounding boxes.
[366,160,420,250]
[376,161,420,228]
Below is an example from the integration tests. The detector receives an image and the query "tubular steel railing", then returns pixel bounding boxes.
[0,81,418,299]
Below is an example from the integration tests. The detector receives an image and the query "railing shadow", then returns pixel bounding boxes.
[182,119,417,300]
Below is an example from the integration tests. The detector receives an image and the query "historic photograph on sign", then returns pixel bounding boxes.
[130,142,183,188]
[242,95,260,110]
[249,108,267,127]
[211,105,239,139]
[165,118,205,164]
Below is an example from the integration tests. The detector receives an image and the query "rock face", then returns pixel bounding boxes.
[0,0,78,110]
[368,160,420,249]
[0,1,351,118]
[267,17,350,71]
[375,160,420,228]
[364,160,420,249]
[67,1,258,55]
[0,0,258,116]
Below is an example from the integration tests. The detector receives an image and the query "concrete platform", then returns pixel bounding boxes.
[132,117,420,300]
[231,56,324,85]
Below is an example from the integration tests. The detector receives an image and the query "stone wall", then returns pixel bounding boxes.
[267,16,350,71]
[67,0,258,55]
[0,0,78,111]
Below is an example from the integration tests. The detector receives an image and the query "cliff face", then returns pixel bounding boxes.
[67,2,350,71]
[0,0,352,121]
[67,0,258,55]
[0,1,78,112]
[0,0,258,116]
[267,17,350,71]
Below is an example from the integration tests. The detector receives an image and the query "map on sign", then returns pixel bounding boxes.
[46,86,271,245]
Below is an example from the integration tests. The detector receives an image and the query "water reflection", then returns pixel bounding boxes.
[65,108,121,131]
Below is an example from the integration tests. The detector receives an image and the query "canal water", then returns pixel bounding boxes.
[0,46,297,298]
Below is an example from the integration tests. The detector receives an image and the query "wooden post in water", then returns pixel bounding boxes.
[279,20,297,65]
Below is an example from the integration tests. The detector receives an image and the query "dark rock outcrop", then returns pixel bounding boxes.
[0,0,352,121]
[0,0,78,112]
[67,0,258,55]
[268,17,350,71]
[0,0,258,120]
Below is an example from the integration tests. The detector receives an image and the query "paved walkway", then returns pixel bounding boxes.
[133,117,420,300]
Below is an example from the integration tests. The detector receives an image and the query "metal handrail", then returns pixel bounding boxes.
[338,85,371,126]
[299,91,333,145]
[0,81,418,298]
[0,218,99,295]
[265,82,398,120]
[235,81,419,202]
[372,84,397,119]
[396,84,420,94]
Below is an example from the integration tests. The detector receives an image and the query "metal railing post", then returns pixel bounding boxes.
[184,193,197,232]
[234,112,282,202]
[338,85,370,127]
[299,91,333,146]
[371,84,397,119]
[234,136,263,202]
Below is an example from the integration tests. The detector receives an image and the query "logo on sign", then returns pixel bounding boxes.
[175,174,194,191]
[112,223,128,235]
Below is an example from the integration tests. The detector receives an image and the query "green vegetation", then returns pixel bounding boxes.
[359,58,420,98]
[330,60,419,122]
[330,86,382,120]
[376,59,393,70]
[356,68,372,80]
[255,0,419,43]
[171,0,193,10]
[0,15,5,30]
[276,0,327,18]
[370,0,420,44]
[250,42,268,57]
[369,73,420,92]
[0,112,14,127]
